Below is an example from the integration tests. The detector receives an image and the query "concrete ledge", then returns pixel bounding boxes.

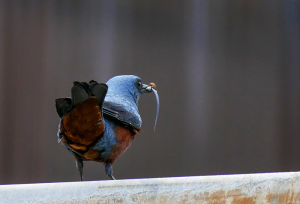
[1,172,300,203]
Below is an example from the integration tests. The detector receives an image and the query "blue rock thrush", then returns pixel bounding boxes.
[55,75,159,180]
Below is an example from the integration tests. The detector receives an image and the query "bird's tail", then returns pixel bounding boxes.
[56,80,108,118]
[56,80,108,151]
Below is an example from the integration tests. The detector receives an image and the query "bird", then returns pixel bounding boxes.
[55,75,159,180]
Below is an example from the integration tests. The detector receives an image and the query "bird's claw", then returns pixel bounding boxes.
[105,163,116,180]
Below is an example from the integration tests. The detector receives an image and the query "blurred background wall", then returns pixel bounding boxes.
[0,0,299,184]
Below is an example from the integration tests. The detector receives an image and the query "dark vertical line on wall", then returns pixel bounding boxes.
[1,0,16,183]
[0,0,5,184]
[114,1,134,75]
[30,0,49,182]
[42,0,59,182]
[280,0,300,170]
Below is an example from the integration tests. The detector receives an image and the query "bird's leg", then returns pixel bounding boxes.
[105,163,116,180]
[76,158,84,181]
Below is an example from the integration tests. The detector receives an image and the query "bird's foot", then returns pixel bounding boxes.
[105,163,116,180]
[76,159,84,181]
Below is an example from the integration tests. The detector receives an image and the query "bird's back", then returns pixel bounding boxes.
[56,81,108,158]
[60,97,104,152]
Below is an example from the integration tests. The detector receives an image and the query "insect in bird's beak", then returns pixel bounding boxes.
[141,82,156,93]
[142,84,152,93]
[141,82,159,132]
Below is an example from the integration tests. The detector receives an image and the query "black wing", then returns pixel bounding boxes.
[103,101,141,130]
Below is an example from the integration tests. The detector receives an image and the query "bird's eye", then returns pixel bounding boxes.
[136,80,142,89]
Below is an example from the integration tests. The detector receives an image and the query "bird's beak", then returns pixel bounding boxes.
[141,83,156,94]
[141,82,159,132]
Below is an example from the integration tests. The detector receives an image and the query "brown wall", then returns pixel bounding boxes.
[0,0,299,184]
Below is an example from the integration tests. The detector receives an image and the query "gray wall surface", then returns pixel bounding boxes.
[0,0,299,184]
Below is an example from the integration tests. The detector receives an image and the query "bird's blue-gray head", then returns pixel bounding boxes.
[106,75,152,104]
[105,75,159,131]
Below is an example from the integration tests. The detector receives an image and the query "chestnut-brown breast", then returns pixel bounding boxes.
[105,126,136,163]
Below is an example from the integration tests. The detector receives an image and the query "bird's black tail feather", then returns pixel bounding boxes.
[55,98,72,118]
[88,80,108,109]
[55,80,108,118]
[71,81,90,107]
